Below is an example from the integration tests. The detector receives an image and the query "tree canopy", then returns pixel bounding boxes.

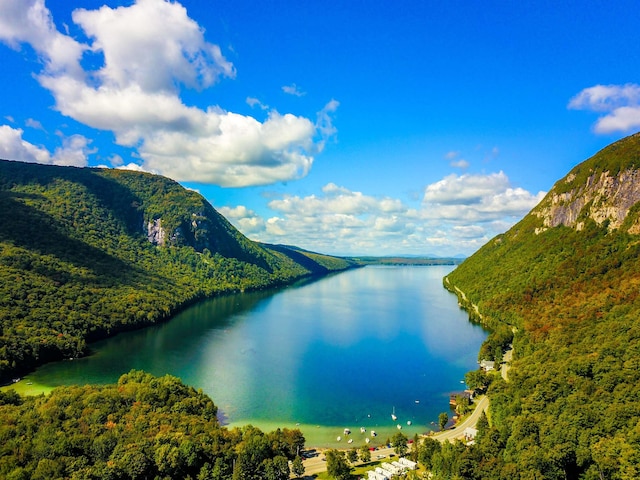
[0,370,306,480]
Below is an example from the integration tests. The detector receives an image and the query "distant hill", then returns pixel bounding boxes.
[0,159,356,382]
[351,256,463,266]
[445,132,640,478]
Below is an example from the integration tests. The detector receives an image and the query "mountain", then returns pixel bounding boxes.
[444,132,640,478]
[0,159,357,382]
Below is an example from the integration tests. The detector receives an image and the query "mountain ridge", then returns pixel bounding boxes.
[443,131,640,478]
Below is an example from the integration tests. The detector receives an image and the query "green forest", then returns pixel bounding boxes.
[442,133,640,479]
[0,159,357,382]
[0,370,305,480]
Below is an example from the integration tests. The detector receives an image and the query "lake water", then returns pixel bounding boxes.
[25,265,487,447]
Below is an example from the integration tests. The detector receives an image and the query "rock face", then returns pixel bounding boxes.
[146,218,166,246]
[533,132,640,235]
[534,168,640,234]
[145,214,210,250]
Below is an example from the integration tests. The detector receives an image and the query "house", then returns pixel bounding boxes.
[480,359,495,371]
[449,390,474,406]
[463,427,478,444]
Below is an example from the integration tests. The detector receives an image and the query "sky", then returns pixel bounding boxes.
[1,0,639,257]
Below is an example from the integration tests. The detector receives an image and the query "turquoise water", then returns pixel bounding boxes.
[26,265,486,446]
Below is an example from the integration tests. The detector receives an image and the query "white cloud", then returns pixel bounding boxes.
[282,83,305,97]
[52,133,94,166]
[315,99,340,152]
[423,171,545,222]
[0,0,85,77]
[450,158,469,169]
[72,0,234,93]
[445,150,469,169]
[219,172,545,256]
[246,97,269,110]
[569,84,640,133]
[0,0,337,186]
[217,205,265,235]
[108,154,123,166]
[116,162,148,173]
[0,124,89,166]
[424,171,509,205]
[26,118,45,131]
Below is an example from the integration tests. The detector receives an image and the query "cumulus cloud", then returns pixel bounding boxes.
[217,205,265,235]
[219,171,546,256]
[0,0,337,186]
[71,0,235,93]
[424,171,509,205]
[569,84,640,133]
[0,124,89,166]
[0,0,85,77]
[423,171,545,221]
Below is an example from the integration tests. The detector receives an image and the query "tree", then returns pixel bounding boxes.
[263,456,289,480]
[325,449,352,480]
[455,395,471,415]
[291,455,305,478]
[391,431,409,457]
[359,445,371,463]
[465,369,490,393]
[476,410,489,438]
[347,448,358,464]
[438,412,449,431]
[493,345,503,364]
[410,434,420,462]
[418,437,441,469]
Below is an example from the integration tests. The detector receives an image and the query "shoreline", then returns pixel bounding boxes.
[225,418,438,450]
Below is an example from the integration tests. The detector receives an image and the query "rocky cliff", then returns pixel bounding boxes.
[533,132,640,234]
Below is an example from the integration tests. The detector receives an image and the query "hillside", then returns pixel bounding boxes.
[444,132,640,478]
[0,159,357,383]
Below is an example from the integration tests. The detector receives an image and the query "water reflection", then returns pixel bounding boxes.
[29,265,486,435]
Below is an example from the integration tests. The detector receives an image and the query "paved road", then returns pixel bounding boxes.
[430,395,489,442]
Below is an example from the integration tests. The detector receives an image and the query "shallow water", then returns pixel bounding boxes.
[26,265,486,447]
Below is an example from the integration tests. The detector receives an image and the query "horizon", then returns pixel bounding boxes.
[1,1,639,257]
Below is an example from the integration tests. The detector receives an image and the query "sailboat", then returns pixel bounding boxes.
[391,406,397,421]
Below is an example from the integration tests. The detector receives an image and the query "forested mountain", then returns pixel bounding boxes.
[444,132,640,479]
[0,159,356,382]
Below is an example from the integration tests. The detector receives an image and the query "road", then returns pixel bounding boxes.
[430,395,489,442]
[501,346,513,381]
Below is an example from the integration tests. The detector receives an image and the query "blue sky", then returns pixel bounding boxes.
[1,0,639,256]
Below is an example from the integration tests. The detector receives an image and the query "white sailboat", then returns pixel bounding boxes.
[391,406,397,421]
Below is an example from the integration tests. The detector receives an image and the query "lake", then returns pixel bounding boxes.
[24,265,487,447]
